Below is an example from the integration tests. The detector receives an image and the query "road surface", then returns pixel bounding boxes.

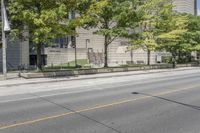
[0,68,200,133]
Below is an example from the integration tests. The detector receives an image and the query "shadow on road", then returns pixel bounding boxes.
[132,92,200,111]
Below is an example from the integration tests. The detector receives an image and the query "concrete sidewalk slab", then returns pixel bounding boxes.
[0,67,199,87]
[0,67,199,97]
[0,72,19,80]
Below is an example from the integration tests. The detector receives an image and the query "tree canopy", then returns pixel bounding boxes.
[129,0,168,65]
[5,0,200,68]
[7,0,77,70]
[183,15,200,51]
[77,0,141,67]
[156,12,189,54]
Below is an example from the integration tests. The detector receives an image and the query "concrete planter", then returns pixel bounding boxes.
[77,69,97,75]
[127,67,141,71]
[112,68,128,72]
[20,64,190,79]
[97,68,113,73]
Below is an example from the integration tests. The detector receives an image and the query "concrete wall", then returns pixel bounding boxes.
[44,48,88,66]
[0,40,21,71]
[108,39,157,66]
[76,28,158,66]
[0,37,29,71]
[76,28,104,52]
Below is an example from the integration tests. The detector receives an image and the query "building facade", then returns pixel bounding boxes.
[0,37,29,71]
[173,0,196,15]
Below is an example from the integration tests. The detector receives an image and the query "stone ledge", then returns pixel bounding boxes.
[20,64,175,79]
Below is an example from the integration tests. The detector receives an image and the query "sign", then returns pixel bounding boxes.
[2,0,10,32]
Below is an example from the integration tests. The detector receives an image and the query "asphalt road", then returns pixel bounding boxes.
[0,69,200,133]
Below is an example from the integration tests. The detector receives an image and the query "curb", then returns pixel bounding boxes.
[0,74,19,81]
[0,67,198,87]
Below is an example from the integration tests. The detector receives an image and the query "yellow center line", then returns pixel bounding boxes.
[0,84,199,130]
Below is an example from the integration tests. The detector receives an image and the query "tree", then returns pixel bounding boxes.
[172,15,200,62]
[155,0,189,63]
[77,0,140,67]
[183,15,200,58]
[156,12,189,63]
[129,0,164,65]
[7,0,76,70]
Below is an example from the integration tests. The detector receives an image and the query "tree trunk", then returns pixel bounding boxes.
[75,45,77,67]
[130,50,133,64]
[104,35,109,68]
[36,43,42,71]
[178,50,181,63]
[147,50,151,65]
[172,51,176,69]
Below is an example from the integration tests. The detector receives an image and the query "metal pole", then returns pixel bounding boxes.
[71,35,77,68]
[1,0,7,79]
[75,44,77,68]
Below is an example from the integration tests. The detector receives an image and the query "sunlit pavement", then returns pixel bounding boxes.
[0,68,200,133]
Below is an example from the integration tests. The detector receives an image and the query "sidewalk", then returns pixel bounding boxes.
[0,67,199,87]
[0,72,19,80]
